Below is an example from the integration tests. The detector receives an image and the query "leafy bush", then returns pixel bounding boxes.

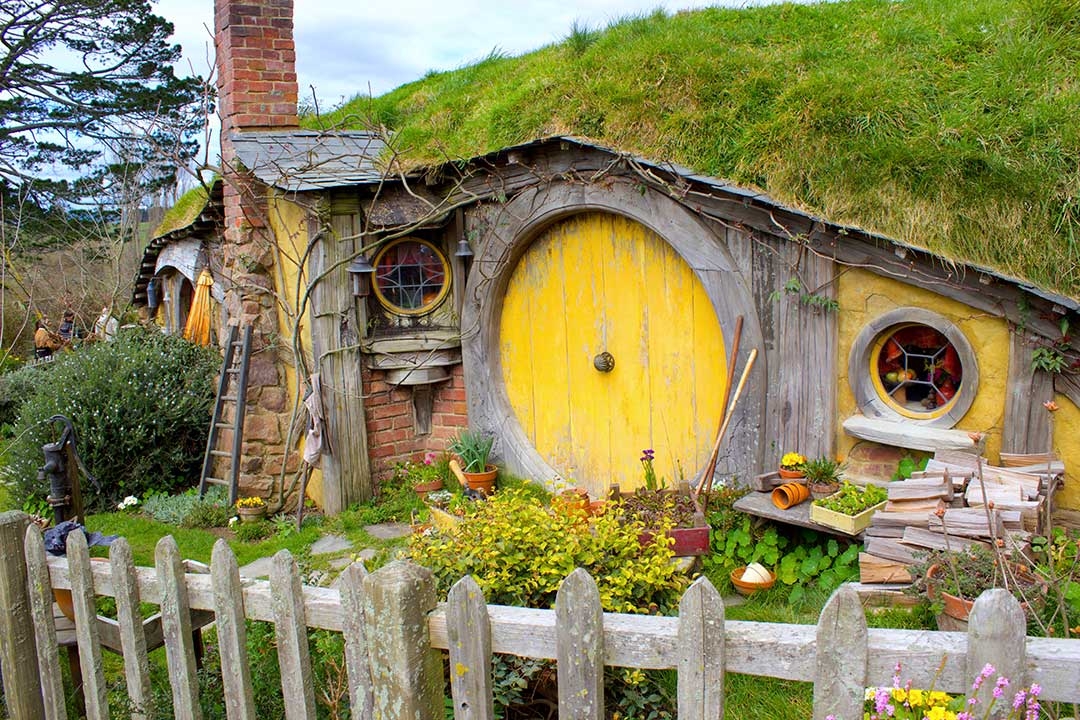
[0,361,43,430]
[234,519,275,543]
[3,328,219,511]
[410,487,688,614]
[142,487,230,528]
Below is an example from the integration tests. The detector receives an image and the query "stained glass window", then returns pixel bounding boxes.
[372,239,449,314]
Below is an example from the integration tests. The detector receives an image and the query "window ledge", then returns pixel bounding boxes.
[842,415,986,454]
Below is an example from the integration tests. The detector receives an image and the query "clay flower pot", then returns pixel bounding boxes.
[778,468,805,480]
[809,481,840,500]
[237,506,266,524]
[413,479,444,499]
[771,482,810,509]
[730,566,776,596]
[462,464,498,495]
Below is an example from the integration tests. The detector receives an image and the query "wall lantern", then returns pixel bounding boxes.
[348,255,374,297]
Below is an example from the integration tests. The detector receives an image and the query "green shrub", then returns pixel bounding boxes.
[0,361,43,430]
[410,487,688,613]
[234,519,274,543]
[141,487,230,528]
[2,328,219,511]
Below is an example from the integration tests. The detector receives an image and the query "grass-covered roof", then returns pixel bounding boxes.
[152,184,210,239]
[316,0,1080,297]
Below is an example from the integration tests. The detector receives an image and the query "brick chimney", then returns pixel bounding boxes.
[215,0,299,136]
[211,0,301,505]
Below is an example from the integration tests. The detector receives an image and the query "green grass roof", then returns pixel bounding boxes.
[316,0,1080,297]
[152,184,210,239]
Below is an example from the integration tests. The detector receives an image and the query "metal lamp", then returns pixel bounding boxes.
[348,255,374,297]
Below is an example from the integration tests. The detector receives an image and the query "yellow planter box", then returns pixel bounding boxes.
[810,499,886,535]
[428,506,463,533]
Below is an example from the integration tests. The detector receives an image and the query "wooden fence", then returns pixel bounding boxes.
[1,510,1078,720]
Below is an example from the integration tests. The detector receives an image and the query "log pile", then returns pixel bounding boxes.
[858,451,1058,585]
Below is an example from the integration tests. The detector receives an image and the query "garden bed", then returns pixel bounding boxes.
[610,483,710,557]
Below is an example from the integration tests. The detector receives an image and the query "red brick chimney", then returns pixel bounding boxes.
[215,0,299,136]
[211,0,301,505]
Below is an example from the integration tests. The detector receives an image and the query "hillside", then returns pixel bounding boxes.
[315,0,1080,297]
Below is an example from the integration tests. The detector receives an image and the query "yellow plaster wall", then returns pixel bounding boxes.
[267,193,322,504]
[1052,394,1080,510]
[836,268,1010,462]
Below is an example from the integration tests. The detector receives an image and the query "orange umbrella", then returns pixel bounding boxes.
[183,269,215,346]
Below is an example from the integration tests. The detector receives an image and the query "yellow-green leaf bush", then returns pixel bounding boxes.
[409,488,689,614]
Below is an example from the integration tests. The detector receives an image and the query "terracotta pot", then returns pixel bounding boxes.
[588,500,607,516]
[730,566,776,596]
[926,563,1045,629]
[237,506,266,524]
[771,482,810,509]
[809,482,840,500]
[413,479,444,499]
[554,488,590,519]
[54,588,75,622]
[778,468,805,480]
[463,464,498,495]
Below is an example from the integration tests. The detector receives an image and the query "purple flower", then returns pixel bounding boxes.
[640,448,655,461]
[1013,690,1027,709]
[993,675,1009,699]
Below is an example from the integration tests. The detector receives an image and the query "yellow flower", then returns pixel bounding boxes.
[928,691,953,706]
[890,688,907,703]
[781,452,806,470]
[908,688,925,706]
[236,496,266,509]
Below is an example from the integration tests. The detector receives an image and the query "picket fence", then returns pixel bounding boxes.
[1,511,1078,720]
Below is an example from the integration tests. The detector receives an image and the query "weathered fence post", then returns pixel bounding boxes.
[156,536,202,720]
[67,530,109,720]
[210,539,256,720]
[270,549,317,720]
[23,524,68,720]
[556,568,604,720]
[339,561,374,720]
[0,511,46,720]
[362,560,443,720]
[447,575,494,720]
[677,576,725,720]
[966,589,1026,711]
[813,585,867,720]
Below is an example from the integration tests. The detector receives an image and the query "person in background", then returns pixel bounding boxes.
[58,310,75,342]
[93,306,119,341]
[34,318,62,359]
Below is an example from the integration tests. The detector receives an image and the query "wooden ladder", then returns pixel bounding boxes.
[198,324,253,505]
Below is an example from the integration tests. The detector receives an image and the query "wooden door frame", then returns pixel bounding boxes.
[460,177,765,489]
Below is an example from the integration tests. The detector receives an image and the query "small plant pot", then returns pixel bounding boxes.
[771,482,810,509]
[778,468,805,480]
[730,566,776,596]
[809,482,840,500]
[462,464,498,495]
[413,479,444,499]
[237,506,266,524]
[588,500,607,516]
[554,488,590,519]
[925,563,1045,631]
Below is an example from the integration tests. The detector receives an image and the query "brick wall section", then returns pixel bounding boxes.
[213,0,300,502]
[363,363,469,484]
[215,0,299,135]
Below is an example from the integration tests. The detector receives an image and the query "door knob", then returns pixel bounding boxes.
[593,351,615,372]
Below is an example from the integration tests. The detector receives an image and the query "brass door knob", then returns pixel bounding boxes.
[593,351,615,372]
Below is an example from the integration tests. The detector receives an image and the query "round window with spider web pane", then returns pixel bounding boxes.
[872,324,963,419]
[372,238,450,315]
[848,308,979,427]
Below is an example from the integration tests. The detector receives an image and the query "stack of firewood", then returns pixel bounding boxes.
[857,450,1059,584]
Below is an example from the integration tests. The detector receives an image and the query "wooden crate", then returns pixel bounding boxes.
[810,499,886,535]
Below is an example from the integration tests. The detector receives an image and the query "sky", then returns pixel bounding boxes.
[155,0,783,109]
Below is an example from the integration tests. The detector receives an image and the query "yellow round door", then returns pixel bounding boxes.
[499,212,726,494]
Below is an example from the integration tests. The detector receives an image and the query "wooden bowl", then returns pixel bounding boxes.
[730,566,776,596]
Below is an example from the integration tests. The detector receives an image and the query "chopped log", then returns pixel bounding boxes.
[998,452,1057,468]
[928,509,1006,540]
[868,512,933,528]
[932,450,984,468]
[887,477,953,502]
[864,526,905,538]
[899,527,989,552]
[884,498,945,514]
[749,471,784,493]
[859,553,913,584]
[863,538,917,564]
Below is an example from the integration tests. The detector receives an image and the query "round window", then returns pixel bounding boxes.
[372,239,450,315]
[871,324,963,419]
[848,308,979,427]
